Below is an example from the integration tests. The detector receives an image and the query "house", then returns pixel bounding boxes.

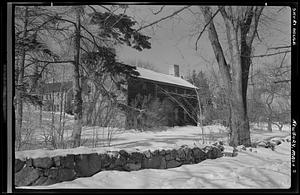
[39,64,198,129]
[126,65,198,128]
[38,81,91,114]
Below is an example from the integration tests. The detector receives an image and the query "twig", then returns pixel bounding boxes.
[267,45,291,50]
[273,79,291,84]
[111,7,127,28]
[251,50,291,58]
[99,5,111,12]
[152,6,165,15]
[136,6,190,32]
[255,29,262,42]
[156,85,197,124]
[278,52,288,69]
[29,60,75,64]
[88,5,97,13]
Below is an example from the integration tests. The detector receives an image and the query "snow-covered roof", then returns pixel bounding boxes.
[136,67,197,89]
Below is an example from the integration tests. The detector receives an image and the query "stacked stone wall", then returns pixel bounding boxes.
[15,145,225,186]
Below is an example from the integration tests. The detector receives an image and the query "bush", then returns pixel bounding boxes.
[126,94,175,130]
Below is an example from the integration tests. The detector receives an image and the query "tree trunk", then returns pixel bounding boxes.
[59,91,64,142]
[229,88,251,146]
[71,6,83,148]
[62,92,67,146]
[266,93,274,132]
[201,6,263,147]
[228,21,252,147]
[85,89,100,126]
[51,92,57,149]
[267,118,272,132]
[15,7,29,149]
[29,62,40,93]
[195,88,205,144]
[39,104,42,128]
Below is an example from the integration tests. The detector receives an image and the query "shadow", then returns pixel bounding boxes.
[109,140,153,148]
[165,165,225,188]
[108,136,202,148]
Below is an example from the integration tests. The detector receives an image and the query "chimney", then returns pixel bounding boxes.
[169,64,180,77]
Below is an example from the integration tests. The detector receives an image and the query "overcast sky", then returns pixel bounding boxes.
[116,5,291,77]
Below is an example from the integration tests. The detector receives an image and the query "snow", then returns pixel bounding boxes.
[16,123,291,189]
[15,125,227,160]
[19,142,291,189]
[15,124,290,160]
[136,67,197,89]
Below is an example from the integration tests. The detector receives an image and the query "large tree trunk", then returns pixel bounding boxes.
[201,6,263,147]
[71,6,83,148]
[15,7,29,149]
[229,84,251,146]
[228,16,252,147]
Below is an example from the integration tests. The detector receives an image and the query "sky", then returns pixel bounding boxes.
[116,5,291,77]
[38,5,291,82]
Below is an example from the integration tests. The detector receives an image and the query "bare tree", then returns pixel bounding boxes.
[251,54,291,132]
[197,6,264,146]
[25,4,152,148]
[133,5,266,146]
[14,6,60,149]
[70,6,84,148]
[15,7,29,149]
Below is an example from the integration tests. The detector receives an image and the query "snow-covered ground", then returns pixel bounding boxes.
[16,123,290,160]
[16,123,291,189]
[19,142,291,189]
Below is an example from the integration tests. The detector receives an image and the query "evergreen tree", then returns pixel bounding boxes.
[43,5,151,147]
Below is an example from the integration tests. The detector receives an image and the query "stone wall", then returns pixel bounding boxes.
[15,144,225,187]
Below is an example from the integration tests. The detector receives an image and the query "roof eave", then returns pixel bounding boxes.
[132,77,198,91]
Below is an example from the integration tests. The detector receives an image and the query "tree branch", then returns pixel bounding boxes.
[88,5,97,13]
[267,45,291,50]
[31,60,75,64]
[152,6,165,15]
[17,16,59,36]
[246,6,264,46]
[251,50,291,58]
[56,18,77,26]
[219,6,234,65]
[200,6,231,90]
[255,29,262,42]
[136,6,190,32]
[195,7,222,51]
[273,79,291,84]
[99,5,111,12]
[278,51,288,69]
[111,7,127,28]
